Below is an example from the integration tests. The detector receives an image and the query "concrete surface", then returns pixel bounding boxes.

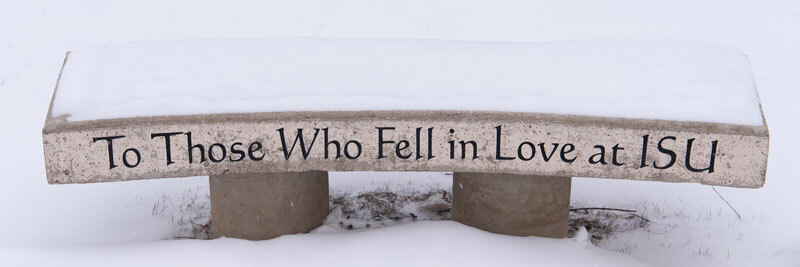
[209,171,329,240]
[452,172,571,238]
[42,111,768,187]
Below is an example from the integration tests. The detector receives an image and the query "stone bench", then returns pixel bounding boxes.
[42,38,769,239]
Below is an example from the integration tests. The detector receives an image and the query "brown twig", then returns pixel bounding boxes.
[570,207,651,223]
[570,207,637,213]
[712,186,742,220]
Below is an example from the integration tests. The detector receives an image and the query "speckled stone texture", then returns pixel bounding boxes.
[209,171,329,240]
[452,172,571,238]
[42,111,768,188]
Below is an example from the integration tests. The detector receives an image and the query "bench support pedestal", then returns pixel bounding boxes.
[452,172,571,238]
[209,171,329,240]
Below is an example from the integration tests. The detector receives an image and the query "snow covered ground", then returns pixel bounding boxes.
[1,0,799,266]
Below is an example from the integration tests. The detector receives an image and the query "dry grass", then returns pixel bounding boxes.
[567,207,650,244]
[153,187,212,240]
[329,187,451,230]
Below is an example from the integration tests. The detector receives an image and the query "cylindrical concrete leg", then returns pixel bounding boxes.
[452,172,571,238]
[210,171,329,240]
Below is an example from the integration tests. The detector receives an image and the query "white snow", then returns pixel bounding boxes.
[51,38,764,126]
[0,221,646,267]
[329,171,451,193]
[2,0,799,266]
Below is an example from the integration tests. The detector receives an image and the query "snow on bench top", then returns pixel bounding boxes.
[51,38,764,126]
